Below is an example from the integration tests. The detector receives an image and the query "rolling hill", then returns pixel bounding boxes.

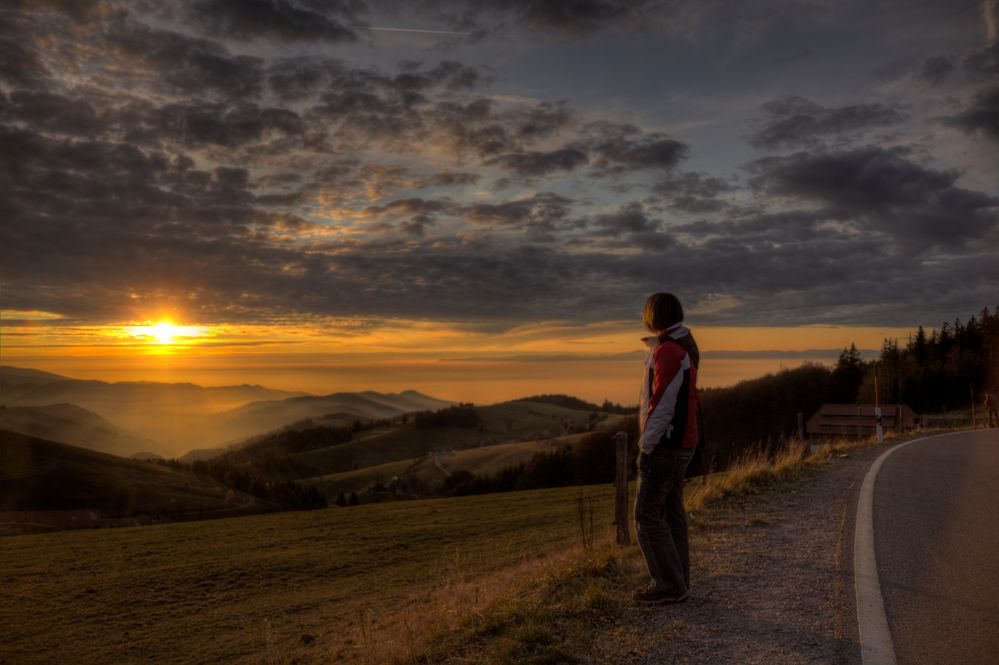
[0,366,69,401]
[220,399,606,485]
[0,430,262,526]
[301,433,592,498]
[0,403,157,458]
[212,390,452,444]
[0,366,453,457]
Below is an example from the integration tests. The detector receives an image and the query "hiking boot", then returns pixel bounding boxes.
[632,584,689,606]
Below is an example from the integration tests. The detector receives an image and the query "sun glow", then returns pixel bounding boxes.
[151,321,176,344]
[123,320,203,348]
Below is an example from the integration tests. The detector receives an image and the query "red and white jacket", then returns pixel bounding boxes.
[639,324,700,453]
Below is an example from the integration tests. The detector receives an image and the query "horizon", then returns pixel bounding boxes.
[0,320,904,405]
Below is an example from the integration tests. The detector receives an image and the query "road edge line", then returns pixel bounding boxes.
[854,431,967,665]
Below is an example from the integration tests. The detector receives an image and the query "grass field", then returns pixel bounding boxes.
[0,481,631,664]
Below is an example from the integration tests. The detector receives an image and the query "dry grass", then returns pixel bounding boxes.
[398,541,633,665]
[682,429,927,512]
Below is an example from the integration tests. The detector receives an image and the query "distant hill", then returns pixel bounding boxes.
[0,403,157,458]
[208,391,454,449]
[0,430,262,523]
[0,366,454,458]
[220,399,603,482]
[0,366,309,455]
[0,366,69,402]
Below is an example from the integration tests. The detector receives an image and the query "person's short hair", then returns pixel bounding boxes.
[643,292,684,333]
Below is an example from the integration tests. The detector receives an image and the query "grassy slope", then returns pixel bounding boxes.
[0,430,252,518]
[303,433,590,497]
[291,401,600,479]
[0,404,157,458]
[0,482,629,665]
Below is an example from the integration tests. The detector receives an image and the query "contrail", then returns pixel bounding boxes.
[984,0,997,42]
[364,26,470,36]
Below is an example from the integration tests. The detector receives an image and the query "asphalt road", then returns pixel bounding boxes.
[873,429,999,665]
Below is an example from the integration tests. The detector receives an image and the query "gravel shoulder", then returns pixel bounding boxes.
[583,444,891,664]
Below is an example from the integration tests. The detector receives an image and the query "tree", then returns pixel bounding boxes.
[830,344,866,402]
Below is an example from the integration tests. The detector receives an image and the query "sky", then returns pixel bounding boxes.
[1,0,997,404]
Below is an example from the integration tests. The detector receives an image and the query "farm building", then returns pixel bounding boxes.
[806,403,919,437]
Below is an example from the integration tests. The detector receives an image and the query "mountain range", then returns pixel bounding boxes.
[0,366,451,458]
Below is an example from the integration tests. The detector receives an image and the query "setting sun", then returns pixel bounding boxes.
[151,322,175,344]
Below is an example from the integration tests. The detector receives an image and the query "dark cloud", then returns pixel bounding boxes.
[586,132,688,174]
[652,172,734,213]
[588,203,675,249]
[185,0,361,42]
[461,193,581,240]
[106,18,265,98]
[360,197,457,219]
[747,97,907,150]
[494,0,652,34]
[429,171,480,186]
[918,55,955,84]
[963,42,998,79]
[486,147,588,176]
[0,11,50,87]
[942,86,999,141]
[748,147,999,248]
[0,90,106,136]
[150,102,305,148]
[420,0,658,38]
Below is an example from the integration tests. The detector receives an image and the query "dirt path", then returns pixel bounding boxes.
[585,446,887,664]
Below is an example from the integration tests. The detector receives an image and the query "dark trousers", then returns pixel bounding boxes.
[635,448,694,594]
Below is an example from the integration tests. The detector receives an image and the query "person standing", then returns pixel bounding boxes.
[633,292,701,605]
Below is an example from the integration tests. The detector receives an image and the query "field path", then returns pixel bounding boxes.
[586,444,888,664]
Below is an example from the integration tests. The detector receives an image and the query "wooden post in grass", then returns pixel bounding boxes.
[613,431,630,547]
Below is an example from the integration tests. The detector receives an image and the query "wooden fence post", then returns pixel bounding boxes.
[613,431,630,547]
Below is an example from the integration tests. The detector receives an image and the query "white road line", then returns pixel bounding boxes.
[854,431,968,665]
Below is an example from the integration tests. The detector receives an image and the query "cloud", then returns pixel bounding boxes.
[106,17,265,99]
[1,0,995,335]
[651,171,735,213]
[941,85,999,141]
[462,193,576,240]
[184,0,361,42]
[919,55,955,84]
[433,0,658,37]
[964,42,999,78]
[748,147,999,248]
[983,0,997,42]
[583,124,689,174]
[747,96,907,150]
[486,147,588,176]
